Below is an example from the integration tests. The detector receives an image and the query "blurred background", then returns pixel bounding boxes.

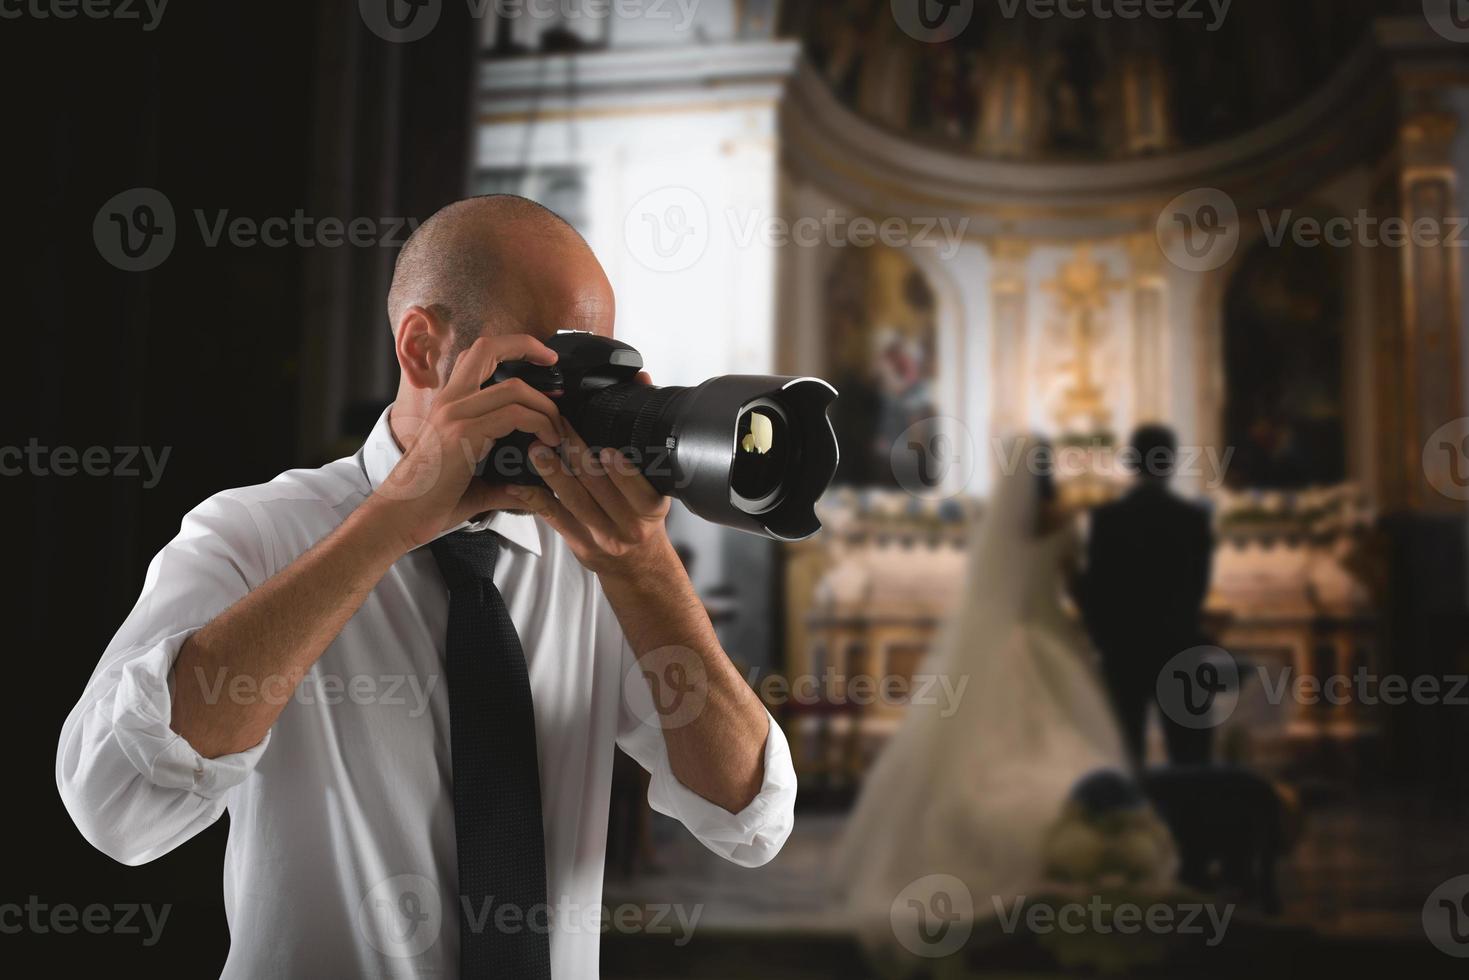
[10,0,1469,975]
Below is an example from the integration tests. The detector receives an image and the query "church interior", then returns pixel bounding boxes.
[472,1,1469,975]
[14,0,1469,975]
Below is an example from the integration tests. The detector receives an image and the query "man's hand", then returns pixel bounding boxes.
[368,335,563,554]
[509,379,769,812]
[507,373,675,576]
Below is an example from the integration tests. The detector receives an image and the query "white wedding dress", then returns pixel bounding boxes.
[835,464,1129,936]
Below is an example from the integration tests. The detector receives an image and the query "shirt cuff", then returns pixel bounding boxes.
[646,710,796,868]
[111,628,271,799]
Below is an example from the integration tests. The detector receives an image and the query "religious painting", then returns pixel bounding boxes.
[824,246,939,487]
[1222,233,1346,488]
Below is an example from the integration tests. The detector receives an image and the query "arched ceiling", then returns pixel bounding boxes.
[780,0,1407,163]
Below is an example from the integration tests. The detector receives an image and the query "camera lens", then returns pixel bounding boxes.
[730,400,792,512]
[480,333,839,540]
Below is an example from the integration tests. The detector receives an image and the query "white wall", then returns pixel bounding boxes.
[478,73,785,596]
[480,0,734,50]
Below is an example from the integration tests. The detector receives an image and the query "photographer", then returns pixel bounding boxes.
[55,195,794,979]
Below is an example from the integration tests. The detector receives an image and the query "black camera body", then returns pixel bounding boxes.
[479,332,839,541]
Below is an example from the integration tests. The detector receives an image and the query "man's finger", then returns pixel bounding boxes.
[486,334,558,368]
[453,378,562,442]
[443,334,559,398]
[600,447,664,513]
[529,442,620,541]
[470,406,562,453]
[557,425,641,528]
[443,336,499,398]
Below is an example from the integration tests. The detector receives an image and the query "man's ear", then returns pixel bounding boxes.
[394,305,451,390]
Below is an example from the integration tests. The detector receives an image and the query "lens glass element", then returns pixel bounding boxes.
[731,400,792,511]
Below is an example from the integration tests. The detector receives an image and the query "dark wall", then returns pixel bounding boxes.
[6,1,477,969]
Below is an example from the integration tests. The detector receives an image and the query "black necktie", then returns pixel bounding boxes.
[430,530,552,979]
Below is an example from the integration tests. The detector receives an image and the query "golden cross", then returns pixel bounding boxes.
[1042,247,1126,430]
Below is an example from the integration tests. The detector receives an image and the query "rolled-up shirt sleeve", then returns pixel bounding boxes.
[56,491,274,866]
[615,639,797,869]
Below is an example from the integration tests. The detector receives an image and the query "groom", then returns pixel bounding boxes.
[1079,425,1215,767]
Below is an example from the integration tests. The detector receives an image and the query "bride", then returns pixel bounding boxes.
[835,439,1140,949]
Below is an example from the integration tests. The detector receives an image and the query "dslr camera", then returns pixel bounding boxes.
[479,332,839,540]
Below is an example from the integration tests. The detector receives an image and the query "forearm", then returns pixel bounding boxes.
[170,498,407,758]
[599,538,769,813]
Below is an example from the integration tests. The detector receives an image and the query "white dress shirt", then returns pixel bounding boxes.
[56,407,796,978]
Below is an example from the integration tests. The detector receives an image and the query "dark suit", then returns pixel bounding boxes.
[1079,482,1214,766]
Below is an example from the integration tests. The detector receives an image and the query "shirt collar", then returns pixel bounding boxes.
[358,406,543,557]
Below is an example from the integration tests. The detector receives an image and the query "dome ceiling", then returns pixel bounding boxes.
[780,0,1403,162]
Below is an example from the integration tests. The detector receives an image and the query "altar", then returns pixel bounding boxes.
[476,0,1469,795]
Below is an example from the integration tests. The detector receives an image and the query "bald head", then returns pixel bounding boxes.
[387,194,613,358]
